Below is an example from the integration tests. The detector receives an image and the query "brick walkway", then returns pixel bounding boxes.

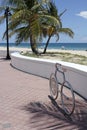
[0,58,87,130]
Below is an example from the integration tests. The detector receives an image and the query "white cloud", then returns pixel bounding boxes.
[76,11,87,19]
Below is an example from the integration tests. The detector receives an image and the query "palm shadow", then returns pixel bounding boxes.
[22,96,87,130]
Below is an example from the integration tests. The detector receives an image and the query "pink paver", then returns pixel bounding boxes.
[0,58,87,130]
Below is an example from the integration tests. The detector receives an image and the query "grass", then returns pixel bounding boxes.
[21,51,87,65]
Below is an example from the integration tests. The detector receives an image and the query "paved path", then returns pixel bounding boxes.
[0,58,87,130]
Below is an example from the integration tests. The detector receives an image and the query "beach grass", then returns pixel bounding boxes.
[22,51,87,65]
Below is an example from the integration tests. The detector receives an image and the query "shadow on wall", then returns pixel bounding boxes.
[21,96,87,130]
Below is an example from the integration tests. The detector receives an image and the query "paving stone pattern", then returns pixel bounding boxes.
[0,58,87,130]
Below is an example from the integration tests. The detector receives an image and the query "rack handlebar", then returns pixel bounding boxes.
[55,63,61,69]
[55,63,67,72]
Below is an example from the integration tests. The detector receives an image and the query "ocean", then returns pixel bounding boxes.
[0,42,87,50]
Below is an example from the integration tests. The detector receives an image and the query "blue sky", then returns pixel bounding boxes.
[0,0,87,43]
[54,0,87,43]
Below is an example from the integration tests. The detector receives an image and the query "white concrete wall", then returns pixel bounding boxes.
[11,52,87,100]
[11,52,55,78]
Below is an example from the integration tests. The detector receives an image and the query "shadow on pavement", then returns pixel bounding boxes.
[0,57,6,61]
[22,96,87,130]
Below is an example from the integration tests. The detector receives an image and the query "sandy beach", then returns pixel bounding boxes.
[46,49,87,57]
[0,46,87,57]
[0,47,87,65]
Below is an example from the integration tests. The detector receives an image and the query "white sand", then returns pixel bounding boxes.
[0,47,87,57]
[0,47,30,52]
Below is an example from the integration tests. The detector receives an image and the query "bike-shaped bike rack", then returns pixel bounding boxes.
[49,63,75,116]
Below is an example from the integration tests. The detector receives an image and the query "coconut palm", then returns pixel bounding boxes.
[41,1,74,54]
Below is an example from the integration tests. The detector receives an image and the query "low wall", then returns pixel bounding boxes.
[11,52,87,100]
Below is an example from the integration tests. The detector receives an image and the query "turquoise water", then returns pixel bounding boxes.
[0,42,87,50]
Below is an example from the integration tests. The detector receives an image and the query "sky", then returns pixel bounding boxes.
[0,0,87,43]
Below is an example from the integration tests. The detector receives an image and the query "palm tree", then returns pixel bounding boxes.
[41,1,74,54]
[42,26,74,54]
[0,0,61,55]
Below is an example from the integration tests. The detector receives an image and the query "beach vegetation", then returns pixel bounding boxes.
[21,51,87,65]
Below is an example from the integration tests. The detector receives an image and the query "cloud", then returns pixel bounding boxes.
[76,11,87,19]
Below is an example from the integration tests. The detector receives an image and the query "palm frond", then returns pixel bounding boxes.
[31,3,40,12]
[8,26,30,43]
[55,33,59,42]
[59,9,67,17]
[40,14,61,27]
[58,28,74,38]
[48,0,58,18]
[11,9,31,21]
[2,31,6,39]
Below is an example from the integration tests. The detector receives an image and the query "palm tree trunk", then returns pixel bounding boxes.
[29,19,41,55]
[42,34,52,54]
[30,35,40,55]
